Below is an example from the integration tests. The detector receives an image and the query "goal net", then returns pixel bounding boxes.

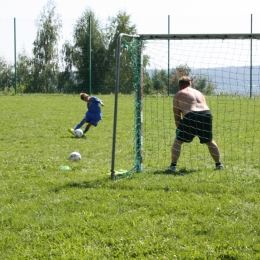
[111,34,260,180]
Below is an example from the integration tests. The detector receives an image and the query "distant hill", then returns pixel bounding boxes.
[191,66,260,94]
[146,66,260,95]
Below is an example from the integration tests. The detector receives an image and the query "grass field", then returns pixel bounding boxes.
[0,94,260,259]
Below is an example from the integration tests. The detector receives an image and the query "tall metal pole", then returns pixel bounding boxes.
[111,34,124,180]
[14,18,17,94]
[89,16,92,95]
[135,40,143,172]
[168,15,170,96]
[250,14,253,98]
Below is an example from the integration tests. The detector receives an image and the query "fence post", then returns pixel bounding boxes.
[14,18,17,94]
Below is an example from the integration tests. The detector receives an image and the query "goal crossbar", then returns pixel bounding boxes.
[137,33,260,40]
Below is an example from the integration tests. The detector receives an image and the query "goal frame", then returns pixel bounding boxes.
[110,33,260,180]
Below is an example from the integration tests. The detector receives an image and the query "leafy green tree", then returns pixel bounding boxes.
[59,40,78,92]
[0,56,13,91]
[61,9,106,94]
[105,11,137,94]
[193,75,215,95]
[61,10,137,94]
[16,49,33,92]
[170,64,191,94]
[142,55,154,94]
[168,65,215,94]
[30,0,62,93]
[151,69,168,93]
[143,71,154,94]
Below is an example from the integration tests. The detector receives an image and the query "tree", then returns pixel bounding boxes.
[59,40,78,92]
[17,49,33,93]
[168,65,215,94]
[61,10,137,94]
[31,0,62,93]
[105,11,137,94]
[0,56,13,91]
[142,55,153,94]
[193,76,215,95]
[61,8,107,93]
[151,69,168,93]
[143,71,154,94]
[170,64,191,94]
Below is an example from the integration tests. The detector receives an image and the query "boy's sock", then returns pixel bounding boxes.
[171,162,177,167]
[83,127,89,134]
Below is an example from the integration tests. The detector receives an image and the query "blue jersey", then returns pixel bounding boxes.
[86,96,102,119]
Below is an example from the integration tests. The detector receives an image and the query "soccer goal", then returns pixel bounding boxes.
[111,33,260,180]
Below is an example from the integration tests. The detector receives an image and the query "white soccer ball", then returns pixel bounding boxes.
[74,129,83,138]
[69,152,82,161]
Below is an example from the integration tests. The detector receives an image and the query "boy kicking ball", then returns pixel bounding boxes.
[69,93,104,137]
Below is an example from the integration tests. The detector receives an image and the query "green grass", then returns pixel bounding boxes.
[0,94,260,259]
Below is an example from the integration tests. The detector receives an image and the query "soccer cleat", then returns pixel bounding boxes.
[167,165,176,171]
[68,128,74,135]
[216,164,224,170]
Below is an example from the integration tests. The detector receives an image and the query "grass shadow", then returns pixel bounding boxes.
[61,135,87,140]
[153,168,198,176]
[60,136,75,139]
[49,180,105,193]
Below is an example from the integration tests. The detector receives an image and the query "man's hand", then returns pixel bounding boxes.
[176,128,181,137]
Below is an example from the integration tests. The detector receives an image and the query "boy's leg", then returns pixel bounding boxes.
[68,119,85,134]
[83,118,100,134]
[74,120,85,130]
[83,123,92,134]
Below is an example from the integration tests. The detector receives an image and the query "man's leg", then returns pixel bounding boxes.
[172,138,183,163]
[205,140,220,162]
[205,140,223,169]
[168,138,183,170]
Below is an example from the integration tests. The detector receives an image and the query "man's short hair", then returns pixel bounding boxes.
[179,76,191,87]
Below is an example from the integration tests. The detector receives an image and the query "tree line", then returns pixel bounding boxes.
[0,0,215,95]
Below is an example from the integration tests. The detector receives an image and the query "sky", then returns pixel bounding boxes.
[1,0,260,63]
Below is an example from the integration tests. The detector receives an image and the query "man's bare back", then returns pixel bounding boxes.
[174,86,210,117]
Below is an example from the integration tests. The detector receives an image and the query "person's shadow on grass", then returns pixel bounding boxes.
[154,168,197,176]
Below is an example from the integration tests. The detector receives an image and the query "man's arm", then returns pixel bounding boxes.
[173,95,182,128]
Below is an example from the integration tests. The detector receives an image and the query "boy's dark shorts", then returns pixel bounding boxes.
[84,112,102,127]
[176,110,213,143]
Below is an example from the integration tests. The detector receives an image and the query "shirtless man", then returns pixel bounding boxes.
[168,76,223,171]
